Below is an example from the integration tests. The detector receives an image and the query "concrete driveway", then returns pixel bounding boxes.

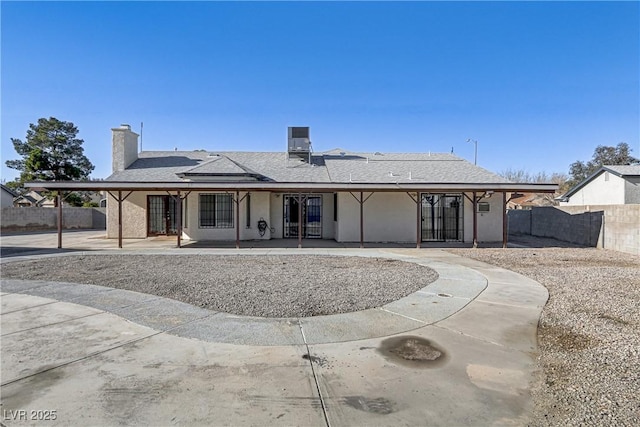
[0,241,547,426]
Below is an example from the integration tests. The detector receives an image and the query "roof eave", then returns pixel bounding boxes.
[25,181,558,193]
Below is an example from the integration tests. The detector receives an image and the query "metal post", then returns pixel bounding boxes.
[416,193,421,249]
[176,190,182,248]
[298,192,302,249]
[118,190,123,249]
[472,191,478,248]
[235,190,240,249]
[502,192,508,248]
[57,193,62,249]
[359,191,364,249]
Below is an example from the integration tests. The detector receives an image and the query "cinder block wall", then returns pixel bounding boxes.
[507,210,531,235]
[532,207,603,247]
[1,207,106,232]
[507,205,639,255]
[600,205,640,256]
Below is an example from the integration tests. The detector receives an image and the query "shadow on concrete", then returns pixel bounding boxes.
[0,247,90,258]
[182,239,476,250]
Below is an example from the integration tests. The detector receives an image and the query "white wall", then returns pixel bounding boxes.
[108,189,506,243]
[270,193,284,238]
[336,192,417,242]
[469,192,504,243]
[563,172,626,206]
[183,191,271,241]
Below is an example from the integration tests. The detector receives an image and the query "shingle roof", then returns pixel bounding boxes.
[323,152,505,184]
[106,149,508,184]
[604,165,640,176]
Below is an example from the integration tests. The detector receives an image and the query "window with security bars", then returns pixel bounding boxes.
[199,194,233,228]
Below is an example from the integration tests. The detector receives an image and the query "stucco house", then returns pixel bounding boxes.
[559,165,640,206]
[13,190,56,208]
[27,124,557,248]
[1,184,18,208]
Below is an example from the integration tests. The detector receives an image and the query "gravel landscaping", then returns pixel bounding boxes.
[2,242,638,426]
[0,254,438,318]
[447,245,640,427]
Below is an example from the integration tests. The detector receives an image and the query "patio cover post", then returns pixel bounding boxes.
[235,190,240,249]
[405,192,421,249]
[118,190,123,249]
[57,192,62,249]
[502,191,508,248]
[416,193,421,249]
[472,191,478,248]
[298,192,303,249]
[176,190,182,248]
[359,191,364,249]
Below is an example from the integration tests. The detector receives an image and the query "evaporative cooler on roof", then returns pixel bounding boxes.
[288,127,311,162]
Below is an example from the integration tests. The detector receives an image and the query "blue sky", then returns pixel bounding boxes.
[2,1,638,182]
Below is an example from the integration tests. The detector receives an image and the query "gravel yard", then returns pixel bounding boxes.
[3,245,638,425]
[0,254,438,318]
[447,246,640,427]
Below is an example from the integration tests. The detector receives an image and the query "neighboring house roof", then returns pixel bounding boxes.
[602,165,640,176]
[106,150,507,185]
[14,194,40,206]
[1,184,18,198]
[507,192,555,208]
[561,165,640,200]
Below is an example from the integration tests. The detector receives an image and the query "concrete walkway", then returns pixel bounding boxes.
[0,240,548,426]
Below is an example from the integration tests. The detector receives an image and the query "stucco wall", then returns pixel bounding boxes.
[463,193,504,243]
[112,125,138,172]
[563,172,626,206]
[625,177,640,204]
[106,190,506,244]
[1,207,106,232]
[183,191,271,241]
[336,192,416,243]
[106,192,147,238]
[1,191,14,208]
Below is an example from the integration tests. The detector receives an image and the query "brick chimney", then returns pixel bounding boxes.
[112,124,139,172]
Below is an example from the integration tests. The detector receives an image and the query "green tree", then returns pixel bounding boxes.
[567,142,639,189]
[6,117,94,204]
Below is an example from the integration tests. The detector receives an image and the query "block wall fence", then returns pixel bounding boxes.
[507,205,639,255]
[1,207,106,232]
